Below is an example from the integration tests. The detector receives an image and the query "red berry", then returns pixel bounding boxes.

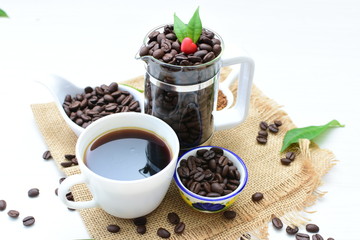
[181,37,197,54]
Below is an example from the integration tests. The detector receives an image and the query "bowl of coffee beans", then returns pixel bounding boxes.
[174,146,248,213]
[38,75,143,136]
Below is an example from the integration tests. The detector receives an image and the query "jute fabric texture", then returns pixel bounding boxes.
[31,68,336,239]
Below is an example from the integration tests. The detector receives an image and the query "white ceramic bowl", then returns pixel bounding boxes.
[174,146,248,213]
[37,75,144,136]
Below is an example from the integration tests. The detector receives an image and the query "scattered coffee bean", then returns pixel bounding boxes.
[251,192,264,202]
[240,233,252,240]
[272,216,283,229]
[286,151,296,161]
[268,124,279,133]
[59,177,66,184]
[42,150,52,160]
[296,233,310,240]
[177,148,241,197]
[223,210,237,219]
[0,200,6,211]
[174,222,185,234]
[60,161,73,168]
[256,136,267,144]
[28,188,40,198]
[286,225,299,235]
[157,227,171,238]
[281,158,292,166]
[23,216,35,226]
[306,223,320,233]
[274,120,283,126]
[136,225,146,234]
[167,212,180,225]
[64,154,75,160]
[259,121,268,130]
[7,210,20,218]
[258,130,268,137]
[133,216,147,226]
[107,224,120,233]
[312,233,324,240]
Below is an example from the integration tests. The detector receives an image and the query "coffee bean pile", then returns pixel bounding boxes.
[177,147,241,197]
[281,151,296,166]
[256,120,282,144]
[139,25,222,66]
[271,216,335,239]
[62,82,141,129]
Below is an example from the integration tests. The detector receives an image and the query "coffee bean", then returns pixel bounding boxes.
[296,233,310,240]
[286,225,299,234]
[133,216,147,226]
[272,217,283,229]
[281,158,292,165]
[240,233,251,240]
[211,182,224,194]
[107,224,120,233]
[136,225,146,234]
[251,192,264,202]
[312,234,324,240]
[0,200,6,211]
[61,161,73,168]
[223,210,236,219]
[203,52,215,62]
[210,147,224,155]
[268,124,279,133]
[157,228,171,238]
[306,223,320,233]
[258,130,268,137]
[167,212,180,225]
[28,188,40,198]
[274,120,282,126]
[286,151,296,161]
[260,121,268,130]
[203,150,215,160]
[174,222,185,234]
[23,216,35,226]
[42,150,52,160]
[256,136,267,144]
[7,210,19,218]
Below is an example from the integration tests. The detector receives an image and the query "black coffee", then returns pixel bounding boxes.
[85,128,171,181]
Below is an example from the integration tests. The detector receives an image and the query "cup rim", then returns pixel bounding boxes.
[76,112,180,184]
[174,145,248,201]
[137,23,225,69]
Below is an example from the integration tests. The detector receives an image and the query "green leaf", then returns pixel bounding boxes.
[0,9,9,18]
[280,119,345,152]
[173,13,187,42]
[119,83,144,93]
[186,7,202,43]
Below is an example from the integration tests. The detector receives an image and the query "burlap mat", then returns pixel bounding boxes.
[31,68,336,239]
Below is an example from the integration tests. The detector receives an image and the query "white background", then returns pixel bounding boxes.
[0,0,359,239]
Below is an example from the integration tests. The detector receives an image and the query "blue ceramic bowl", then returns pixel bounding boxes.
[174,146,248,213]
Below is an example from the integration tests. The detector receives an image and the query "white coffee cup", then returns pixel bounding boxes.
[58,112,180,218]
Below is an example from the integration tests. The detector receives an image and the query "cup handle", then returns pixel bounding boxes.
[213,57,255,131]
[58,174,98,209]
